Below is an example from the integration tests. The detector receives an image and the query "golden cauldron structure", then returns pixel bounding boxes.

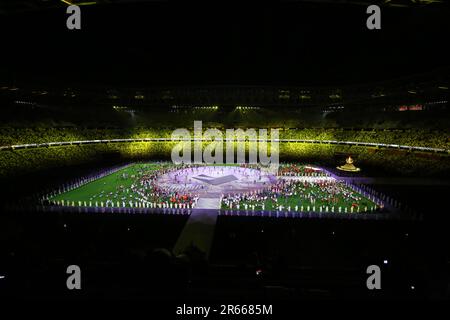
[337,156,361,172]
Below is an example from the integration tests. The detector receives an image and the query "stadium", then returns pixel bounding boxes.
[0,0,449,305]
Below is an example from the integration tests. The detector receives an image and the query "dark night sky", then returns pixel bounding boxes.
[1,2,449,87]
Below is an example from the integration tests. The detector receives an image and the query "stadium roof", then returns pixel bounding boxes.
[0,0,445,14]
[0,1,448,87]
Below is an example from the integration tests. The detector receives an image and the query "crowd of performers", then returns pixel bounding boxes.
[277,163,327,177]
[221,178,379,213]
[80,163,270,209]
[89,164,199,208]
[136,165,199,208]
[54,163,378,212]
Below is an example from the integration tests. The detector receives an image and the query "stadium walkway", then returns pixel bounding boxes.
[172,196,221,259]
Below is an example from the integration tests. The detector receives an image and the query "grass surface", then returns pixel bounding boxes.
[221,183,377,212]
[51,163,160,206]
[51,162,377,212]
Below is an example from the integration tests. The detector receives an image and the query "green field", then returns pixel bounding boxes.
[50,162,237,208]
[221,182,378,213]
[50,163,162,207]
[50,162,378,213]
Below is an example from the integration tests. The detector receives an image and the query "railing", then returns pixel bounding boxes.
[8,204,192,216]
[219,209,395,220]
[1,138,448,154]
